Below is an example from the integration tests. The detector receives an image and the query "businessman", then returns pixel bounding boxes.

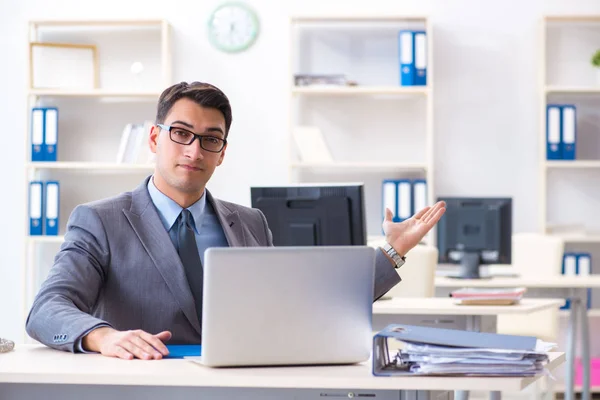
[26,81,446,360]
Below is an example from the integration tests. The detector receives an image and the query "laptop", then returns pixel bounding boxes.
[200,246,375,367]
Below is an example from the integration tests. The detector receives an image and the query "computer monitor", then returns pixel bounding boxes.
[436,197,512,279]
[250,184,366,246]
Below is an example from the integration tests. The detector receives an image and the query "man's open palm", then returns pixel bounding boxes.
[382,201,446,257]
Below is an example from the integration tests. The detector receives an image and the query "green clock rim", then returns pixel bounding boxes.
[207,1,260,53]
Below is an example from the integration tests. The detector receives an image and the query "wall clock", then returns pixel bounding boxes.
[207,2,260,53]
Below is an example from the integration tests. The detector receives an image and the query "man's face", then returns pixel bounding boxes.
[149,98,227,195]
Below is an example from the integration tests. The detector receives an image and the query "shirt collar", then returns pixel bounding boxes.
[147,176,206,233]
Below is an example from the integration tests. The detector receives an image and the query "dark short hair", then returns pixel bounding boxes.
[155,81,233,137]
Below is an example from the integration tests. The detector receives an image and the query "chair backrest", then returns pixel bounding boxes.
[497,233,565,342]
[511,232,565,278]
[385,244,438,298]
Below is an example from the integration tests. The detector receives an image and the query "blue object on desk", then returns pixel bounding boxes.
[165,345,202,358]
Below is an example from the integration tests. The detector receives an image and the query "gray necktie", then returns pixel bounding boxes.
[177,209,203,324]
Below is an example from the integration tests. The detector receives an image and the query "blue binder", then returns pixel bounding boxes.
[44,181,60,236]
[29,181,44,236]
[43,108,59,162]
[398,30,415,86]
[561,105,576,160]
[31,108,45,162]
[546,105,562,160]
[413,31,427,86]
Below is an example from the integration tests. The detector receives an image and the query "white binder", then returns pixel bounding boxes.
[397,181,412,222]
[413,180,427,214]
[563,254,577,276]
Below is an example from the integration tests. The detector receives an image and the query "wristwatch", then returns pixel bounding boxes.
[383,242,406,269]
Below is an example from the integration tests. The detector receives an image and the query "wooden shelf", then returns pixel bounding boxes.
[28,89,162,98]
[291,162,427,171]
[555,384,600,394]
[545,86,600,94]
[26,235,65,244]
[548,234,600,243]
[291,15,428,23]
[559,309,600,318]
[30,19,165,27]
[546,160,600,168]
[27,162,154,171]
[544,15,600,23]
[292,86,428,96]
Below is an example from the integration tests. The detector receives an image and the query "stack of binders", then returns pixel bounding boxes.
[546,104,576,160]
[29,181,60,236]
[382,179,427,223]
[31,107,58,162]
[561,252,592,310]
[373,324,554,376]
[398,30,427,86]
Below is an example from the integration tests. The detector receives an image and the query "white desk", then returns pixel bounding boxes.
[436,275,600,400]
[0,346,565,400]
[373,297,563,316]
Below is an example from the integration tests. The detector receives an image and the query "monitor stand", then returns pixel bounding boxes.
[447,252,489,279]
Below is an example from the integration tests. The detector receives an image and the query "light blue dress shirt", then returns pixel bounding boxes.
[76,177,228,352]
[147,176,229,265]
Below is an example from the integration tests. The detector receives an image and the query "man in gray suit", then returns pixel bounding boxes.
[26,82,446,361]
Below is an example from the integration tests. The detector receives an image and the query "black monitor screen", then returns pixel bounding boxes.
[436,197,512,279]
[250,184,366,246]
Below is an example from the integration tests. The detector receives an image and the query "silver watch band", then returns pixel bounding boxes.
[383,242,405,269]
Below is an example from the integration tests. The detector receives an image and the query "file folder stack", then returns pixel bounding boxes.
[382,179,427,224]
[30,107,58,162]
[561,252,592,310]
[373,324,554,377]
[398,30,427,86]
[29,181,60,236]
[546,104,576,160]
[450,287,526,306]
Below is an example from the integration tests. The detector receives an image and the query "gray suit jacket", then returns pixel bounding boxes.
[25,177,401,352]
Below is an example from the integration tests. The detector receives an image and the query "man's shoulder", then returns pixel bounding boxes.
[77,190,134,215]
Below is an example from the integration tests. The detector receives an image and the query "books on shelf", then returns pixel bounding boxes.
[292,126,333,164]
[29,180,60,236]
[116,120,155,164]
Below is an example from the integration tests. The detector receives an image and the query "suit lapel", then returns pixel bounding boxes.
[123,177,202,336]
[207,190,247,247]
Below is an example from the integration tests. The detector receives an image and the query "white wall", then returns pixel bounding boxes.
[1,0,599,342]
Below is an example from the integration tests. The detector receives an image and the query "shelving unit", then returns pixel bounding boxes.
[540,16,600,240]
[23,19,172,342]
[288,15,434,242]
[539,16,600,396]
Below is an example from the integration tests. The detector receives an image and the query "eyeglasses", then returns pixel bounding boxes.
[157,124,227,153]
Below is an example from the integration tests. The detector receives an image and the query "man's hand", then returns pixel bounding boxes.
[82,327,172,360]
[382,201,446,257]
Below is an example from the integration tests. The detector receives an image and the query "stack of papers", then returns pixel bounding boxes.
[393,342,549,376]
[450,287,527,305]
[373,324,556,377]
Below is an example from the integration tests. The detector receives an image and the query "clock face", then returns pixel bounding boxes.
[207,3,259,53]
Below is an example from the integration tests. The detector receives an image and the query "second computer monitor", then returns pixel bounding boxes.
[250,184,367,246]
[436,197,512,279]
